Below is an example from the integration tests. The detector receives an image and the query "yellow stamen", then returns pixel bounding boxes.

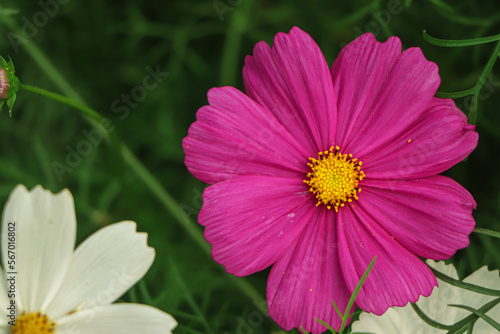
[304,146,365,212]
[12,312,57,334]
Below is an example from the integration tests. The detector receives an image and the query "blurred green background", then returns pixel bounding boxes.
[1,0,500,333]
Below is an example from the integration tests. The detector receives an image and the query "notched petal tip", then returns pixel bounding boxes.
[112,220,155,254]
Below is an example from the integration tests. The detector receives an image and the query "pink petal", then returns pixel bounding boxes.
[337,204,437,315]
[199,175,314,276]
[267,208,351,334]
[331,33,402,149]
[243,27,337,155]
[331,34,441,158]
[362,98,478,179]
[183,86,309,184]
[359,176,476,260]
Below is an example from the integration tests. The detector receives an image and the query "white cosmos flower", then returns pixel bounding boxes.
[0,185,177,334]
[351,260,500,334]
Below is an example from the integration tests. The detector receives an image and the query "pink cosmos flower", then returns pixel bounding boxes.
[182,27,478,333]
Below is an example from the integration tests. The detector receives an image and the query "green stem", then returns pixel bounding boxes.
[25,81,266,313]
[218,0,251,86]
[423,30,500,47]
[21,84,101,121]
[22,83,210,255]
[22,82,267,312]
[2,16,84,102]
[468,40,500,125]
[435,88,475,99]
[473,227,500,239]
[3,14,268,310]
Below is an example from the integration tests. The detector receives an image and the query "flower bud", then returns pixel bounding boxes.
[0,56,21,116]
[0,68,8,99]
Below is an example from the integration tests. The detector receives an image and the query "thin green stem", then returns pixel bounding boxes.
[449,304,500,331]
[372,0,393,39]
[435,88,475,99]
[445,298,500,334]
[469,40,500,124]
[429,267,500,296]
[411,303,452,330]
[429,35,500,124]
[21,84,102,122]
[219,0,251,86]
[22,84,210,254]
[168,257,216,334]
[2,16,84,102]
[22,82,267,311]
[473,227,500,239]
[423,30,500,47]
[4,4,269,304]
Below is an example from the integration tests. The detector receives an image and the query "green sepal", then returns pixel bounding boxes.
[6,94,16,117]
[0,55,21,117]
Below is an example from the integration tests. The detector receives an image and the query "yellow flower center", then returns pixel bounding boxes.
[304,146,365,212]
[12,312,57,334]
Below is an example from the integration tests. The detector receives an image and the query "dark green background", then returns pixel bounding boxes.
[1,0,499,333]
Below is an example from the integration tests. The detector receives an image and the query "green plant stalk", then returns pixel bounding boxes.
[468,40,500,124]
[423,31,500,46]
[428,35,500,125]
[473,227,500,239]
[21,84,267,313]
[4,7,268,310]
[449,304,500,331]
[218,0,251,86]
[169,257,215,334]
[2,16,83,102]
[429,267,500,296]
[21,84,210,254]
[445,298,500,333]
[411,303,452,330]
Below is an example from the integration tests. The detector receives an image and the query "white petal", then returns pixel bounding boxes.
[352,261,500,333]
[351,304,446,334]
[1,185,76,312]
[351,261,459,333]
[0,267,13,325]
[0,325,11,333]
[416,260,465,326]
[46,222,155,319]
[57,303,177,334]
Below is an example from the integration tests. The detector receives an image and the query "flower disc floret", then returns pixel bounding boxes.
[304,146,365,212]
[12,312,56,334]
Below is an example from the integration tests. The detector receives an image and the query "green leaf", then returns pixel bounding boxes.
[314,318,336,333]
[332,300,343,320]
[423,30,500,47]
[339,256,377,333]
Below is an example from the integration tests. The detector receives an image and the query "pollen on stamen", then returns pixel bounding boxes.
[304,146,365,212]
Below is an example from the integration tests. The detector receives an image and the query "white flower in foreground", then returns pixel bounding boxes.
[0,185,177,334]
[351,260,500,334]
